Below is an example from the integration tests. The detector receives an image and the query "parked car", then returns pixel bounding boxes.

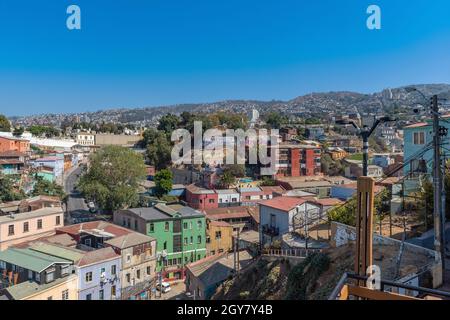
[156,282,171,293]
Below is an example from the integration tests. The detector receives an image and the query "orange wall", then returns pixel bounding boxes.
[0,137,30,153]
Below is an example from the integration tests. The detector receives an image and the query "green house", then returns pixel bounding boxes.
[114,203,206,280]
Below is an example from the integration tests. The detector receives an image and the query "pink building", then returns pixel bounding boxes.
[185,184,218,210]
[0,207,64,250]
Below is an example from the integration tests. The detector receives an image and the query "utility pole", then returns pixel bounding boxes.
[432,94,446,271]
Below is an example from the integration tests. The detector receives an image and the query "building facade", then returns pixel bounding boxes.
[114,204,206,281]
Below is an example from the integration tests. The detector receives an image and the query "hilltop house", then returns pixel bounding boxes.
[114,204,206,281]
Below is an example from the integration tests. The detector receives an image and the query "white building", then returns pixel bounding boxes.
[76,133,95,146]
[259,197,321,246]
[215,189,240,207]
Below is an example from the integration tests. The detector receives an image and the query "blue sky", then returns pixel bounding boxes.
[0,0,450,116]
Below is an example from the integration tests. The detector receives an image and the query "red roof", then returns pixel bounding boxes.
[204,206,253,220]
[77,247,120,267]
[259,197,309,212]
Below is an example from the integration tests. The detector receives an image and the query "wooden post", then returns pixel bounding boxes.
[355,177,375,286]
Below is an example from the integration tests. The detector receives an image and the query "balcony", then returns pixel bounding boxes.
[262,224,279,237]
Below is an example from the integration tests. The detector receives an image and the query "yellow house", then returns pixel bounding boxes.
[206,220,233,256]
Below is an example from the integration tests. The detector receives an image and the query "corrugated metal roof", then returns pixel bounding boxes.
[0,248,72,273]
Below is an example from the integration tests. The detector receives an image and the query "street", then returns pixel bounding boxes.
[64,166,89,225]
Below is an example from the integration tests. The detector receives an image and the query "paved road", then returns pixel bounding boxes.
[64,166,89,224]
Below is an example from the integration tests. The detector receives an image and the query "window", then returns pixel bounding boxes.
[183,222,188,229]
[215,231,222,240]
[190,236,193,244]
[136,269,141,279]
[184,237,188,245]
[111,285,116,297]
[209,199,214,203]
[413,132,425,145]
[62,289,69,300]
[56,216,61,225]
[163,241,167,250]
[111,265,116,275]
[99,289,104,300]
[100,267,105,275]
[197,235,202,244]
[177,258,182,265]
[134,220,138,230]
[61,265,69,276]
[23,222,29,233]
[126,273,131,283]
[126,254,131,263]
[149,223,154,232]
[37,219,43,229]
[46,270,55,283]
[189,222,193,229]
[211,250,215,255]
[197,220,202,229]
[8,225,14,236]
[146,266,151,275]
[85,272,93,283]
[219,249,224,253]
[198,254,201,260]
[122,218,126,226]
[165,222,169,232]
[86,294,92,300]
[85,239,92,247]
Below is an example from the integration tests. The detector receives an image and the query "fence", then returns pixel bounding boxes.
[262,248,321,258]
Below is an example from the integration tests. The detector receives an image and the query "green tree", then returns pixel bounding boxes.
[146,132,172,170]
[261,176,276,186]
[0,174,24,201]
[32,176,66,200]
[264,112,287,129]
[223,164,246,178]
[13,127,24,137]
[154,169,173,198]
[157,113,180,135]
[78,146,146,213]
[219,171,236,188]
[0,115,11,132]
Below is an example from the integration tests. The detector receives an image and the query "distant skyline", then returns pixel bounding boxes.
[1,0,450,116]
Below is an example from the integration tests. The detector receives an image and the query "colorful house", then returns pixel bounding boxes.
[185,184,218,210]
[403,115,450,175]
[114,203,206,281]
[0,136,30,153]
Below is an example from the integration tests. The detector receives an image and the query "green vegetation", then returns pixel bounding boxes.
[264,112,288,129]
[284,252,330,300]
[28,125,60,138]
[32,176,66,200]
[218,171,236,189]
[347,153,363,161]
[321,153,345,176]
[260,177,276,186]
[78,146,146,213]
[0,174,24,202]
[12,127,24,137]
[144,128,172,170]
[154,169,173,198]
[0,115,11,132]
[327,188,392,226]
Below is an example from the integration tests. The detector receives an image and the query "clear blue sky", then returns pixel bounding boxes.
[1,0,450,116]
